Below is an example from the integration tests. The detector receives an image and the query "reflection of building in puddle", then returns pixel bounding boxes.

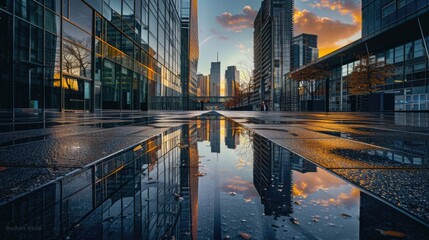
[225,120,240,149]
[359,192,429,239]
[179,124,200,240]
[291,156,317,173]
[196,119,209,142]
[0,126,199,240]
[209,116,220,153]
[253,134,293,216]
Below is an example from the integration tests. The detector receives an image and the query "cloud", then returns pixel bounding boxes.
[221,176,259,199]
[292,169,345,198]
[310,0,361,24]
[235,42,252,54]
[216,5,257,32]
[294,8,361,57]
[311,188,360,209]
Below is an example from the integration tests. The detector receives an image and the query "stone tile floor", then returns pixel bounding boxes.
[0,110,428,226]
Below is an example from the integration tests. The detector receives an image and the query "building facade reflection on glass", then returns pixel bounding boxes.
[0,0,199,113]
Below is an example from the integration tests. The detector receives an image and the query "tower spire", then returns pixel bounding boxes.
[217,52,219,62]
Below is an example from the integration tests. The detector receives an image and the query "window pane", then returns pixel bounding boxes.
[63,40,92,78]
[70,0,93,33]
[0,11,12,110]
[45,9,61,35]
[63,21,92,49]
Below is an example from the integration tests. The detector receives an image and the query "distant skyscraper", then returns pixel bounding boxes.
[253,0,294,111]
[225,66,240,97]
[181,0,199,110]
[292,33,318,69]
[197,74,210,97]
[210,61,221,97]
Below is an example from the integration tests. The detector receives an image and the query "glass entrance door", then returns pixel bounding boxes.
[63,76,91,111]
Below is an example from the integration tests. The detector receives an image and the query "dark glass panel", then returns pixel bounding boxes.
[63,20,92,49]
[15,0,44,27]
[102,60,120,109]
[30,26,44,64]
[14,18,29,61]
[83,0,103,14]
[45,0,61,14]
[69,0,92,33]
[0,11,12,111]
[45,33,61,109]
[121,67,132,109]
[110,0,121,14]
[0,0,12,13]
[14,64,29,108]
[45,9,61,35]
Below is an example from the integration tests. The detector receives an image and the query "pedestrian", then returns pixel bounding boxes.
[261,101,267,111]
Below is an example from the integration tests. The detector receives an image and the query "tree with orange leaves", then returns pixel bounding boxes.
[347,55,394,95]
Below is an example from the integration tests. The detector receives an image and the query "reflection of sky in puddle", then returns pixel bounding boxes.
[196,120,361,239]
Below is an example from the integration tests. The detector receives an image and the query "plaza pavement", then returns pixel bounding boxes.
[0,110,428,226]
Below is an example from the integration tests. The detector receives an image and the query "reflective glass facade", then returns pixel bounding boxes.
[253,0,294,111]
[363,0,429,37]
[328,36,429,111]
[1,0,191,113]
[180,0,199,110]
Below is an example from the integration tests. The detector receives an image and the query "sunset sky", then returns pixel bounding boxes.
[197,0,362,77]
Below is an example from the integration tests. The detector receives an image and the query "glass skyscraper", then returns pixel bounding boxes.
[181,0,199,110]
[253,0,293,111]
[0,0,198,114]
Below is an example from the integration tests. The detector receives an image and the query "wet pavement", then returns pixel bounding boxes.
[0,111,428,239]
[219,111,429,225]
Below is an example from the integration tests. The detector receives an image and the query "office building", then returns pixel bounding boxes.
[225,65,240,97]
[292,33,318,69]
[0,0,198,114]
[290,0,429,112]
[181,0,199,110]
[253,0,294,111]
[197,73,209,96]
[210,61,221,96]
[292,33,319,111]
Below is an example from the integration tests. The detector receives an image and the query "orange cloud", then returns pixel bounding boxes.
[216,5,257,32]
[312,188,360,208]
[310,0,362,24]
[292,169,345,198]
[294,8,361,57]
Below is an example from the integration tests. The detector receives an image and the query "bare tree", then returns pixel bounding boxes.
[347,55,394,95]
[288,64,329,107]
[236,57,254,107]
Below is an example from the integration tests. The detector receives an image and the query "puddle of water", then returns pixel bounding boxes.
[0,117,427,239]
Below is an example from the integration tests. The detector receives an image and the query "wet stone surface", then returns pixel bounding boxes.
[0,111,428,239]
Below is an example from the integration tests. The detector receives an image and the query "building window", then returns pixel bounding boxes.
[382,1,396,17]
[405,42,413,60]
[397,0,412,9]
[395,45,404,63]
[414,39,424,58]
[386,48,394,64]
